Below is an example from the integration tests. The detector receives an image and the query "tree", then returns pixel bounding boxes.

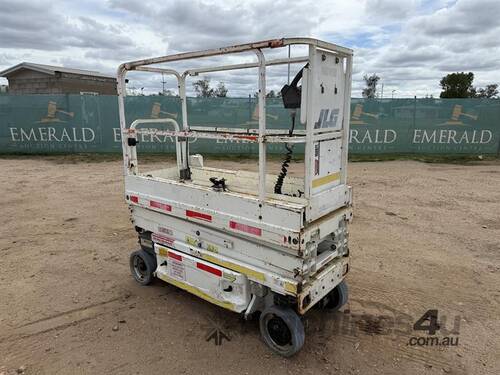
[267,90,277,98]
[214,82,228,97]
[474,84,498,98]
[362,74,380,99]
[158,89,175,96]
[439,72,475,98]
[439,72,498,98]
[193,79,214,97]
[253,90,281,98]
[193,78,228,97]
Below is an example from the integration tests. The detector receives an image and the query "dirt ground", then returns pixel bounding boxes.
[0,155,499,375]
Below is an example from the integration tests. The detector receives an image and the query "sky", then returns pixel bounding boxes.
[0,0,499,97]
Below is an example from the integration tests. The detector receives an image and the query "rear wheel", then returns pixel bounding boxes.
[129,250,156,285]
[323,279,348,310]
[259,305,304,357]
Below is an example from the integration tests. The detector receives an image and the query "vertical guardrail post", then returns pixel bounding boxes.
[116,66,129,176]
[254,49,267,201]
[341,55,353,184]
[179,75,189,174]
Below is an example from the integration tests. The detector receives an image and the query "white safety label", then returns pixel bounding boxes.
[169,260,186,281]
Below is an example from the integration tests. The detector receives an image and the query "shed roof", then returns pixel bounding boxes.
[0,62,115,79]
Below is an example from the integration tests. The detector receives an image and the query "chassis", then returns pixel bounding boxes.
[117,37,353,356]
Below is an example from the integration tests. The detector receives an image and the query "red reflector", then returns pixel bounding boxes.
[229,221,262,236]
[168,252,182,261]
[234,135,258,141]
[196,262,222,277]
[150,200,172,211]
[186,210,212,222]
[130,195,139,203]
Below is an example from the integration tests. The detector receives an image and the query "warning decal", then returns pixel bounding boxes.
[169,260,186,281]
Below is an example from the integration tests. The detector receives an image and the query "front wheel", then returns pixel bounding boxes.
[259,305,305,357]
[129,250,156,285]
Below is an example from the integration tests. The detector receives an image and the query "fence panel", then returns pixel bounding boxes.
[0,95,499,155]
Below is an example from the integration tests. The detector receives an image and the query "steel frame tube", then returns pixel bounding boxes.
[128,118,183,175]
[186,56,308,76]
[254,49,267,201]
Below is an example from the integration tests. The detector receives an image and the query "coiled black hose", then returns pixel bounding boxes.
[274,112,296,194]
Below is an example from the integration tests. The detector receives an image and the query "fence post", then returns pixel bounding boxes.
[497,101,500,156]
[248,94,252,126]
[413,95,417,129]
[411,96,417,153]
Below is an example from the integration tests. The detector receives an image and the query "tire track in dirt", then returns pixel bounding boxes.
[0,294,133,345]
[354,278,495,320]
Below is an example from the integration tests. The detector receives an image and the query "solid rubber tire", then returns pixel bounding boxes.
[259,305,305,357]
[129,249,156,286]
[325,279,348,310]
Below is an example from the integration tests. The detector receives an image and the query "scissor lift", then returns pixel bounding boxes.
[117,38,353,356]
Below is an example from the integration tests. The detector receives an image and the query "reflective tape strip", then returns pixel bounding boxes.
[229,221,262,236]
[312,172,341,188]
[196,262,222,277]
[202,254,266,282]
[150,200,172,212]
[130,195,139,203]
[186,210,212,222]
[152,233,175,247]
[168,252,182,261]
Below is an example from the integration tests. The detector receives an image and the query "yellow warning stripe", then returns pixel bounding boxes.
[202,254,266,282]
[158,274,235,311]
[284,281,298,294]
[157,246,169,257]
[312,172,341,188]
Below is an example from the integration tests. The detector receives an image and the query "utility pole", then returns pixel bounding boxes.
[380,83,384,99]
[162,72,166,95]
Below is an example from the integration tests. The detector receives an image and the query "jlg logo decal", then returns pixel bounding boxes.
[314,108,339,129]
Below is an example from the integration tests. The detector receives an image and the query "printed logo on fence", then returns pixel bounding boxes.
[412,129,492,145]
[150,102,178,120]
[438,104,478,126]
[8,100,96,150]
[350,103,379,126]
[350,128,397,145]
[112,128,197,145]
[348,103,399,152]
[9,127,95,143]
[412,104,494,152]
[37,101,74,123]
